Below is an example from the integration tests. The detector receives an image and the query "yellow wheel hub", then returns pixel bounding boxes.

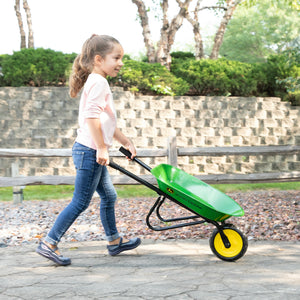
[214,229,243,258]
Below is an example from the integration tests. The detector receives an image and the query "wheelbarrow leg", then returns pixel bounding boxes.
[146,196,162,231]
[156,196,201,223]
[146,196,207,231]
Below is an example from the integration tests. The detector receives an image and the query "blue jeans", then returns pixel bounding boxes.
[45,142,120,245]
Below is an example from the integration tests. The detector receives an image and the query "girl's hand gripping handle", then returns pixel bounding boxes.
[119,146,152,172]
[119,147,151,172]
[119,146,135,160]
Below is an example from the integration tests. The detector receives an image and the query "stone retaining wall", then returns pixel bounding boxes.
[1,87,300,178]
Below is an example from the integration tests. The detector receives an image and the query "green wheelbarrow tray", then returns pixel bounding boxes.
[109,147,248,262]
[151,164,244,222]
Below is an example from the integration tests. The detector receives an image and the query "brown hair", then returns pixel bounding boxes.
[69,34,121,98]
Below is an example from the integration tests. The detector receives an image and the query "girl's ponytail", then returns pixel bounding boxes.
[69,54,89,98]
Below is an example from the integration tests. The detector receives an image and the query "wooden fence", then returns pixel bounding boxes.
[1,143,300,203]
[1,138,300,189]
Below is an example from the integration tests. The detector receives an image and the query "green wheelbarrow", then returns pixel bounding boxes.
[109,147,248,262]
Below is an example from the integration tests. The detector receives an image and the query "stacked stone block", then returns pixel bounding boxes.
[1,87,300,178]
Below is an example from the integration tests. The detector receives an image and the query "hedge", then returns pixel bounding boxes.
[0,48,299,100]
[1,48,71,86]
[171,58,257,96]
[109,58,190,96]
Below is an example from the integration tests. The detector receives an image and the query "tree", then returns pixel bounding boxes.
[183,0,204,59]
[184,0,242,60]
[185,0,299,60]
[220,0,300,63]
[14,0,34,49]
[209,0,241,59]
[131,0,192,68]
[131,0,156,63]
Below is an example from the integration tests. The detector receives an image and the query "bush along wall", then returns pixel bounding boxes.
[171,52,300,99]
[108,58,190,96]
[171,58,257,96]
[0,48,76,87]
[0,48,299,101]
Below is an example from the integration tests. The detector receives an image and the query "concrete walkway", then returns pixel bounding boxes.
[0,239,299,300]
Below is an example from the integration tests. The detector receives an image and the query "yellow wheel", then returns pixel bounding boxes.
[209,225,248,262]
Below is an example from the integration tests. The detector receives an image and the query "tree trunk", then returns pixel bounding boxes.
[132,0,192,69]
[156,0,170,67]
[193,23,204,60]
[210,0,240,59]
[157,0,192,68]
[23,0,34,48]
[169,0,192,53]
[185,0,204,59]
[131,0,156,63]
[14,0,26,49]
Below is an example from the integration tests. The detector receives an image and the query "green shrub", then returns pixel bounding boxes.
[260,52,300,96]
[171,58,257,96]
[171,51,195,59]
[276,76,300,93]
[0,54,8,87]
[109,59,190,96]
[1,48,70,86]
[64,52,78,63]
[0,54,7,66]
[250,63,269,96]
[286,90,300,106]
[282,48,300,66]
[1,46,299,100]
[0,74,4,87]
[244,49,299,97]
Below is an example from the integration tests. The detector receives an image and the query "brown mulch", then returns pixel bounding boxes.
[0,190,299,247]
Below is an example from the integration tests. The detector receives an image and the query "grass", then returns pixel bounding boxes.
[1,182,300,201]
[212,182,300,193]
[0,185,75,201]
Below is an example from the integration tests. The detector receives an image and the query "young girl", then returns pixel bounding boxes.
[36,34,141,266]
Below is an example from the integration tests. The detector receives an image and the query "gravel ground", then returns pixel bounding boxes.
[0,190,299,247]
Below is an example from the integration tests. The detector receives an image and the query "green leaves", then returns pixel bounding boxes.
[1,46,298,100]
[221,0,300,63]
[171,58,257,96]
[109,59,190,96]
[1,48,70,86]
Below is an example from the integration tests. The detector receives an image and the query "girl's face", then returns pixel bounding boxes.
[94,44,124,78]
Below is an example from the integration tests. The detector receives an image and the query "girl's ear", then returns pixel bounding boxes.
[94,54,103,65]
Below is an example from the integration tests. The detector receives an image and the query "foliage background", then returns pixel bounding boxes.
[0,0,299,102]
[1,48,299,103]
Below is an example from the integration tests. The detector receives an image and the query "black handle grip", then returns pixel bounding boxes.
[119,146,133,158]
[118,146,152,172]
